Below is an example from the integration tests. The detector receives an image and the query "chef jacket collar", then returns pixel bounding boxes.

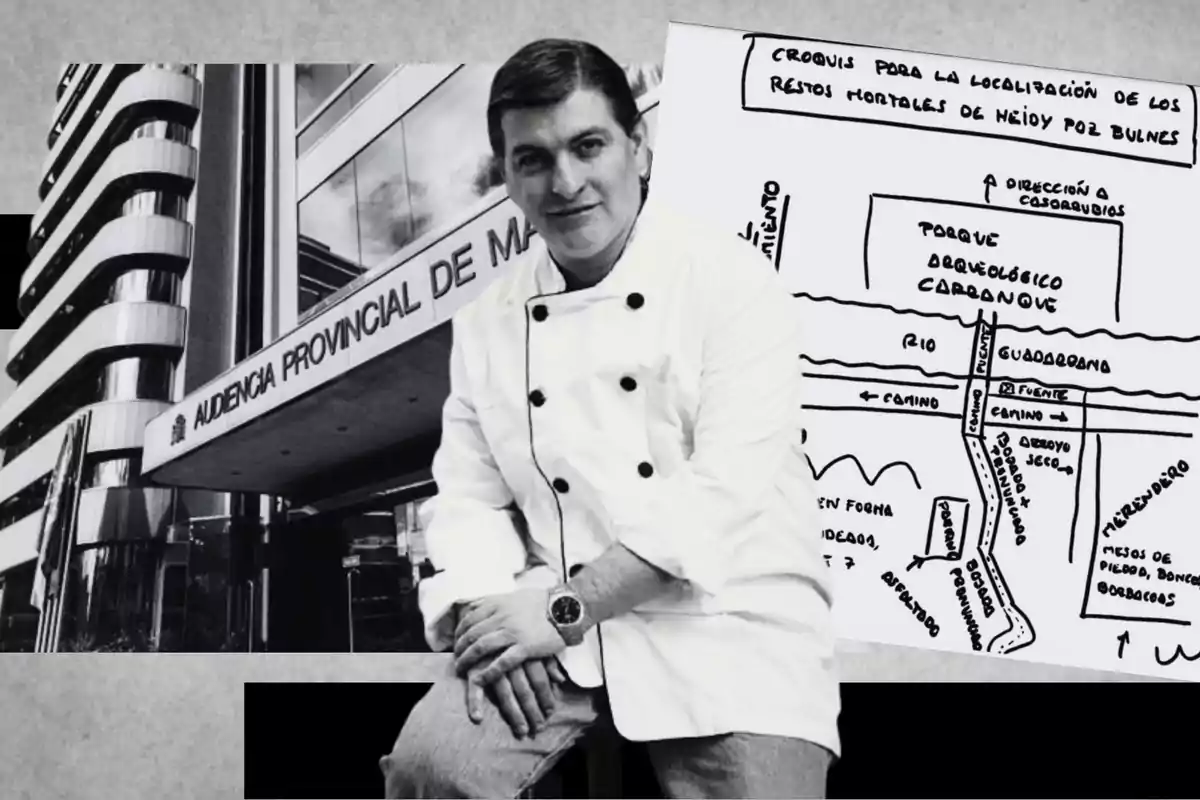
[501,201,658,307]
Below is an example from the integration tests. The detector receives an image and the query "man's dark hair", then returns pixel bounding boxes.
[486,38,641,158]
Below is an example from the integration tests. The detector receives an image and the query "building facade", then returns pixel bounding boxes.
[0,62,662,652]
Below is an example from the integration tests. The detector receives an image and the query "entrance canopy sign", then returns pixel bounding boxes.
[142,190,536,491]
[650,21,1200,680]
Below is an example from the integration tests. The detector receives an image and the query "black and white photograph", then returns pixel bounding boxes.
[1,2,1199,799]
[1,56,661,656]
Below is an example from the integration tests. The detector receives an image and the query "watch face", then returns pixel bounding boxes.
[551,595,582,625]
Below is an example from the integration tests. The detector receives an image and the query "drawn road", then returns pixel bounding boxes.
[796,294,1199,656]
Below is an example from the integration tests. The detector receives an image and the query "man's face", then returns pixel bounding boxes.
[500,86,646,272]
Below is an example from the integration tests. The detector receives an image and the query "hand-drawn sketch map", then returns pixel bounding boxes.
[652,21,1200,679]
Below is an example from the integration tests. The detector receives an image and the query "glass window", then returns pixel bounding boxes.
[353,120,418,268]
[297,158,376,315]
[299,160,361,264]
[59,543,160,651]
[295,64,359,124]
[180,519,237,651]
[399,65,499,243]
[297,63,399,155]
[295,115,421,317]
[340,502,433,652]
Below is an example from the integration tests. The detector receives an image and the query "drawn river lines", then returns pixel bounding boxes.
[794,292,1200,656]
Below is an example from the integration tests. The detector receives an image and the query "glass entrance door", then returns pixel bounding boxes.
[267,495,432,652]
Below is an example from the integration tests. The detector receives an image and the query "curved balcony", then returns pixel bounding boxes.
[0,399,170,512]
[45,65,141,165]
[48,65,100,148]
[0,485,175,576]
[0,302,186,448]
[21,138,197,314]
[75,486,175,548]
[0,510,46,576]
[8,215,192,381]
[37,68,200,225]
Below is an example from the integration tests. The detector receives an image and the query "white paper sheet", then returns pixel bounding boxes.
[651,21,1200,680]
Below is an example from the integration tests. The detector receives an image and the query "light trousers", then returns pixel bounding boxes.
[379,661,833,798]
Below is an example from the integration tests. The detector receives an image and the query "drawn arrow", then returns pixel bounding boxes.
[859,390,879,402]
[1117,630,1130,659]
[983,174,997,204]
[1051,412,1068,422]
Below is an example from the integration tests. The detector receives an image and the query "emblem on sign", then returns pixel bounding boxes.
[170,414,186,445]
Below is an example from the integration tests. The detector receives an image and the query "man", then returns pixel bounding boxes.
[380,38,840,798]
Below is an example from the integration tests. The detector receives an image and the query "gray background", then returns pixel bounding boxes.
[0,0,1197,797]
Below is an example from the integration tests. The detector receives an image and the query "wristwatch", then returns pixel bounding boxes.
[546,584,589,646]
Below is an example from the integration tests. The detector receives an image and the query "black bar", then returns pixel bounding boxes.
[0,214,30,330]
[244,680,1200,799]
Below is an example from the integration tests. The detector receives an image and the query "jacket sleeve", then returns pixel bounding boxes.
[417,314,530,652]
[610,236,805,595]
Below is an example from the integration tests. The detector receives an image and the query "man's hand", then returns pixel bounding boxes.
[465,655,567,738]
[453,587,567,683]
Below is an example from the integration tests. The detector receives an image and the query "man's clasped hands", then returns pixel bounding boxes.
[451,587,572,739]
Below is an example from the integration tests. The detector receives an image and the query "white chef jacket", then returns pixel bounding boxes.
[417,199,840,754]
